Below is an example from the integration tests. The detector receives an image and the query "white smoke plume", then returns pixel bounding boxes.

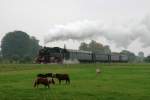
[44,14,150,48]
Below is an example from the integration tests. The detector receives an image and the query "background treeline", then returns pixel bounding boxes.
[0,30,150,63]
[79,40,150,63]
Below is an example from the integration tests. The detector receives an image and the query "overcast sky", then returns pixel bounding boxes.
[0,0,150,56]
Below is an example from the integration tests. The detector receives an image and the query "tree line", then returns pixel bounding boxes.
[0,30,150,63]
[79,40,149,63]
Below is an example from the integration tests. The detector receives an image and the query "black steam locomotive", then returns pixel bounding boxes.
[36,47,128,64]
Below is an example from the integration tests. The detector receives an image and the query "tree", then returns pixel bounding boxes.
[137,51,144,62]
[103,45,111,54]
[28,36,41,58]
[1,30,40,63]
[88,40,103,52]
[144,56,150,62]
[1,31,30,60]
[120,50,136,62]
[138,52,144,58]
[79,40,111,54]
[79,42,88,51]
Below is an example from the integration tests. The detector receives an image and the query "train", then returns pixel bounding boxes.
[36,47,128,64]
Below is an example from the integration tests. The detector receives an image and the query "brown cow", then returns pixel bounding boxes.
[34,77,52,88]
[37,73,55,84]
[53,73,70,84]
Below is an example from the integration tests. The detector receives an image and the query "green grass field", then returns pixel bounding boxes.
[0,63,150,100]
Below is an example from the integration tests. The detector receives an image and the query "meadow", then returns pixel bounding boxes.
[0,63,150,100]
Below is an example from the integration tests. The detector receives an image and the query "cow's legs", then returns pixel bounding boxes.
[59,79,61,84]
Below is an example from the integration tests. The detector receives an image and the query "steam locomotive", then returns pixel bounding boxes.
[36,47,128,64]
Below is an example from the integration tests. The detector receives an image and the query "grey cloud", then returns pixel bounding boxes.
[44,15,150,48]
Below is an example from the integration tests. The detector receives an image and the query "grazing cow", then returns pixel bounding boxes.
[53,73,70,84]
[37,73,53,78]
[45,73,55,84]
[34,77,51,88]
[45,73,53,77]
[49,78,55,85]
[37,73,47,78]
[37,73,55,84]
